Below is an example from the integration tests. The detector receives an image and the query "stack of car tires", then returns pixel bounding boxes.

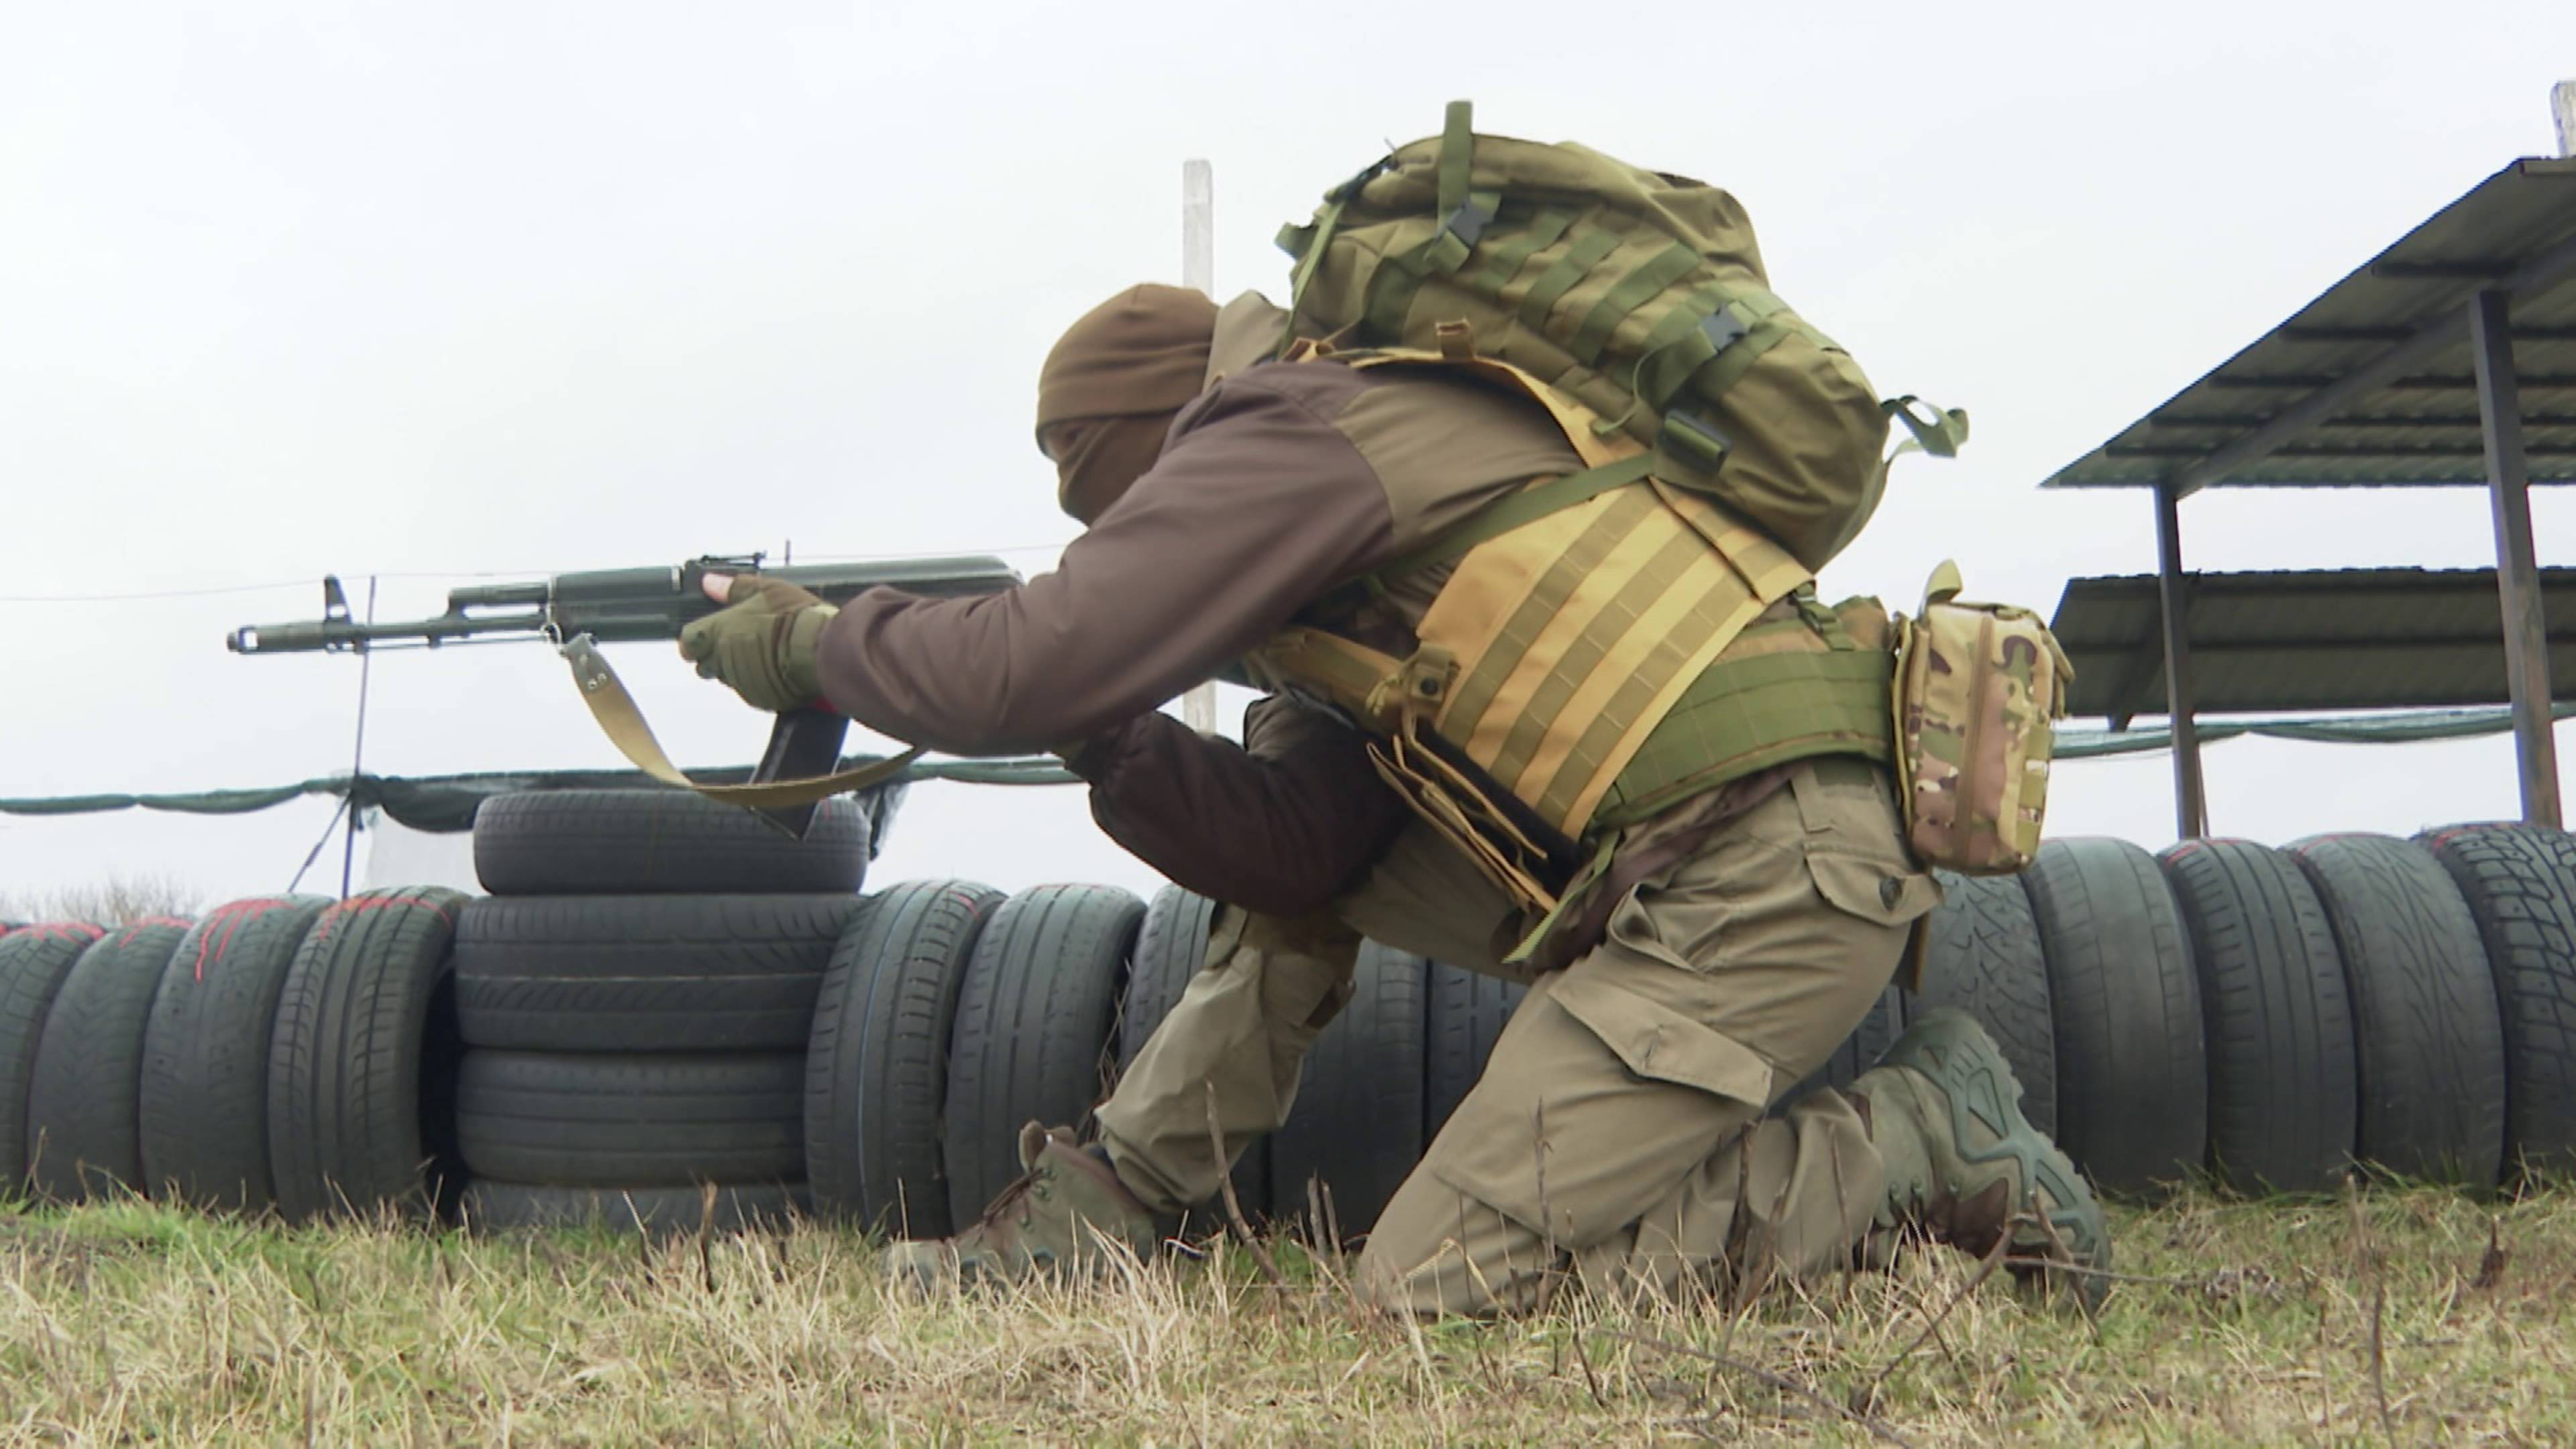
[142,896,333,1213]
[1902,826,2576,1197]
[814,820,2575,1240]
[3,921,119,1194]
[803,878,1148,1238]
[5,796,2571,1246]
[1,892,484,1222]
[23,916,195,1203]
[802,878,1006,1238]
[450,790,873,1232]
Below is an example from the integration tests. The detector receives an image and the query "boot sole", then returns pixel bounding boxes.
[1882,1006,2113,1299]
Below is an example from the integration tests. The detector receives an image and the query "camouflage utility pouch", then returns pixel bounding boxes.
[1889,561,2073,875]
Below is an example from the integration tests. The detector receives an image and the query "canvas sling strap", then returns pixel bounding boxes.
[557,635,922,808]
[1249,347,1817,916]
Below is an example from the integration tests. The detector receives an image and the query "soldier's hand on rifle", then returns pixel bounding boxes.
[678,573,837,713]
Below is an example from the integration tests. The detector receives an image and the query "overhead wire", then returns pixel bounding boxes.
[0,543,1074,604]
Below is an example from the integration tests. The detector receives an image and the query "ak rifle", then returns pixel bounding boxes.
[227,553,1021,836]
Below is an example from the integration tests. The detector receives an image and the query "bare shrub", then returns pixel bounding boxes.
[0,873,203,928]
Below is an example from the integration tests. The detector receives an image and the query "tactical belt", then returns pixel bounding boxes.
[1591,621,1895,832]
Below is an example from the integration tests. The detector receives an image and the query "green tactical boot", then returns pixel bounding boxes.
[881,1123,1161,1295]
[1848,1007,2113,1309]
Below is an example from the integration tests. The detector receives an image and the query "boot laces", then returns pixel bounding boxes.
[964,1159,1063,1240]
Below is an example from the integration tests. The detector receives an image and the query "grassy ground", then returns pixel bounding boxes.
[0,1185,2567,1446]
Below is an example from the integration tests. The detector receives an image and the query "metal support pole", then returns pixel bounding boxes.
[339,575,380,898]
[1179,158,1220,737]
[2153,481,2210,839]
[2469,289,2564,827]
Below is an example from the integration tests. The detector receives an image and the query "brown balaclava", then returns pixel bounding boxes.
[1034,283,1218,525]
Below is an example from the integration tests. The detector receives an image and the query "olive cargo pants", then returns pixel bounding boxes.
[1092,757,1937,1315]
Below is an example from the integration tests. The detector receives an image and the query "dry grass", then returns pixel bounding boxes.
[0,1185,2568,1445]
[0,874,203,929]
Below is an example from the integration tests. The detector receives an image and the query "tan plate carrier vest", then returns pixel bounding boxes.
[1246,345,1893,921]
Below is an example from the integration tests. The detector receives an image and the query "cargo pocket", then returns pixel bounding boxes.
[1419,971,1778,1248]
[1550,974,1777,1106]
[1804,851,1941,991]
[1805,851,1940,930]
[1234,908,1361,1033]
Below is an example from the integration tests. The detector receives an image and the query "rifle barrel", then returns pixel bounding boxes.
[226,610,544,654]
[226,554,1022,656]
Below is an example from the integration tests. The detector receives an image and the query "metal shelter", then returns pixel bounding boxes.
[2053,568,2576,722]
[2041,154,2576,836]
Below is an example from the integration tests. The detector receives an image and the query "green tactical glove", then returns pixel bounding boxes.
[677,576,838,713]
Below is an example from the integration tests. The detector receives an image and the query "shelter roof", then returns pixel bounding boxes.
[2050,566,2576,721]
[2043,158,2576,491]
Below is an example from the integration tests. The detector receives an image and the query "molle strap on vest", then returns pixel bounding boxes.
[1247,353,1823,915]
[1592,600,1896,831]
[1249,627,1405,719]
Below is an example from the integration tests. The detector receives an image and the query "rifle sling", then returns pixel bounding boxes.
[557,635,922,808]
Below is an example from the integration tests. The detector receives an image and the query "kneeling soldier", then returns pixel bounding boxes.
[682,281,2109,1315]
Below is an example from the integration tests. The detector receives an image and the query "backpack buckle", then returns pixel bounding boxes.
[1440,195,1495,250]
[1368,645,1458,726]
[1659,409,1733,470]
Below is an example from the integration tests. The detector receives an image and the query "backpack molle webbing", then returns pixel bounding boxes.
[1276,100,1966,573]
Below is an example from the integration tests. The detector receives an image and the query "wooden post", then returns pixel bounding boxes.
[2469,288,2564,827]
[1180,158,1220,736]
[2154,480,2210,839]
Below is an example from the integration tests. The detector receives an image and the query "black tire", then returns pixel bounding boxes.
[942,885,1144,1226]
[454,894,863,1052]
[2418,823,2576,1179]
[266,888,472,1222]
[1117,885,1219,1065]
[2289,833,2506,1186]
[1425,963,1526,1138]
[0,924,106,1185]
[2156,840,2357,1194]
[461,1179,806,1235]
[139,896,334,1211]
[804,881,1004,1236]
[2023,837,2207,1196]
[457,1051,804,1187]
[1270,941,1428,1239]
[472,789,871,896]
[1911,871,2058,1137]
[1108,885,1269,1220]
[24,919,193,1201]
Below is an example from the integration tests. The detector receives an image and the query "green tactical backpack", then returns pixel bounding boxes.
[1275,101,1966,571]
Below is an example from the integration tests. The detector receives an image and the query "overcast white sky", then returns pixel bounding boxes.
[3,2,2571,910]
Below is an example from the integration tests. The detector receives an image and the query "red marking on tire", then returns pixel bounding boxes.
[309,894,455,946]
[115,915,193,947]
[191,898,294,982]
[19,922,105,945]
